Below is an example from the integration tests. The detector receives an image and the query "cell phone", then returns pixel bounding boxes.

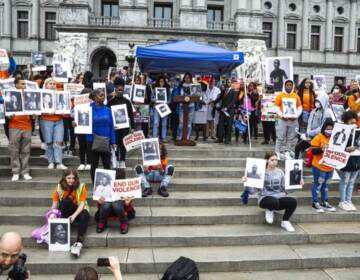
[97,258,110,267]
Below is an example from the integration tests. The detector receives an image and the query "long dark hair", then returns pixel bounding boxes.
[59,169,80,192]
[321,118,334,134]
[82,71,93,89]
[74,267,98,280]
[297,78,315,107]
[264,151,278,168]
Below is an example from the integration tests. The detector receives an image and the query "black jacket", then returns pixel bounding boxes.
[214,88,238,115]
[107,95,135,129]
[341,134,360,172]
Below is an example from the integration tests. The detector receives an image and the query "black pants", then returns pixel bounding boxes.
[59,197,89,243]
[63,118,76,150]
[262,121,276,142]
[249,111,258,138]
[99,201,128,225]
[217,112,232,142]
[171,112,179,141]
[4,120,9,139]
[77,134,90,165]
[295,140,311,159]
[142,123,149,138]
[116,128,129,161]
[259,196,297,221]
[195,124,206,140]
[87,142,111,183]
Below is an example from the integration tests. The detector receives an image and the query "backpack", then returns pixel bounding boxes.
[305,148,313,167]
[161,257,199,280]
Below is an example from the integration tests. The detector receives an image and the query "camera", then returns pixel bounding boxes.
[8,253,27,280]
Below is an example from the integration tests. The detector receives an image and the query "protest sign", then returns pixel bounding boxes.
[41,90,55,114]
[134,104,149,123]
[74,104,92,134]
[123,130,145,152]
[4,89,23,116]
[285,159,303,190]
[0,104,5,124]
[265,57,293,92]
[141,138,161,166]
[321,148,350,169]
[244,158,266,189]
[111,178,142,201]
[0,49,9,67]
[111,104,130,129]
[25,80,39,90]
[53,61,71,82]
[155,87,167,103]
[329,123,353,151]
[73,94,92,106]
[55,92,71,114]
[23,90,42,115]
[351,129,360,156]
[0,78,15,90]
[93,169,116,202]
[31,52,47,71]
[49,218,70,252]
[261,94,277,121]
[330,104,345,123]
[124,85,133,100]
[313,75,326,92]
[155,103,171,118]
[133,85,146,103]
[64,83,84,96]
[282,98,297,118]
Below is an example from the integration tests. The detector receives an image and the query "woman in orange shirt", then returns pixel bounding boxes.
[297,78,315,133]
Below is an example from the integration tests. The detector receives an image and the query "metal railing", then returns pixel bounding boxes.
[207,21,236,31]
[89,16,121,26]
[148,18,179,29]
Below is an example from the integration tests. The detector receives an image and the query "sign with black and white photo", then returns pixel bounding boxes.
[49,218,70,251]
[329,123,353,151]
[111,104,130,130]
[124,85,133,100]
[134,104,149,123]
[4,89,23,116]
[265,57,293,92]
[74,104,92,134]
[93,169,116,202]
[281,98,297,118]
[55,92,71,114]
[111,178,142,201]
[190,84,202,96]
[0,49,9,67]
[141,138,161,166]
[244,158,266,189]
[0,104,5,124]
[155,103,171,118]
[25,80,39,90]
[330,104,345,123]
[23,90,42,115]
[41,90,55,114]
[53,61,70,83]
[31,52,46,71]
[313,75,326,92]
[155,87,167,103]
[285,159,303,190]
[0,78,15,90]
[133,84,146,103]
[351,129,360,156]
[64,83,85,96]
[123,130,145,152]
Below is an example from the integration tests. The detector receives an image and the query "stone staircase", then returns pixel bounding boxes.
[0,143,359,280]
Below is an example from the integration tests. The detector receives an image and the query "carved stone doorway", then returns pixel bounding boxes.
[91,48,117,79]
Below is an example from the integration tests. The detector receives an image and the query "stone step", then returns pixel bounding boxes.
[0,189,355,207]
[0,205,359,225]
[2,222,360,249]
[20,243,360,274]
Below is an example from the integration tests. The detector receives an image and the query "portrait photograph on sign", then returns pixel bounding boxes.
[244,158,266,189]
[281,98,297,118]
[351,129,360,156]
[0,78,15,90]
[41,90,55,114]
[329,123,353,151]
[285,159,303,190]
[265,57,293,92]
[124,85,133,100]
[190,84,202,96]
[134,104,149,123]
[155,103,172,118]
[49,218,70,251]
[53,61,69,83]
[55,92,71,114]
[25,80,39,90]
[133,84,146,103]
[330,104,345,123]
[31,52,47,71]
[313,75,326,92]
[111,104,130,129]
[23,90,42,115]
[141,138,161,166]
[93,169,116,202]
[155,87,167,103]
[0,104,5,124]
[4,90,23,116]
[74,104,92,134]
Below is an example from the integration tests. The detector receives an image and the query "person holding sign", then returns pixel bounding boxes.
[51,169,90,257]
[310,118,336,213]
[346,88,360,128]
[274,80,302,160]
[338,111,359,211]
[152,75,170,141]
[241,152,298,232]
[297,79,315,133]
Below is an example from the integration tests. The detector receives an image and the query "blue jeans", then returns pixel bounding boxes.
[152,108,168,140]
[177,106,195,140]
[40,119,64,164]
[311,166,334,203]
[136,165,174,189]
[339,170,359,202]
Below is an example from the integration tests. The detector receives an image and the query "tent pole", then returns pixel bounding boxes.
[131,57,138,83]
[243,77,252,150]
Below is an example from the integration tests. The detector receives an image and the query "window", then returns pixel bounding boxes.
[313,5,320,13]
[17,11,28,38]
[45,12,56,40]
[207,6,223,22]
[102,1,119,17]
[264,1,272,9]
[263,22,273,48]
[334,76,346,85]
[289,3,296,11]
[286,24,297,49]
[334,27,344,52]
[357,28,360,53]
[310,25,321,50]
[154,4,172,19]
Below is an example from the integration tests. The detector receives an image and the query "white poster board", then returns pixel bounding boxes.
[244,158,266,189]
[285,159,303,190]
[93,168,116,202]
[0,104,5,124]
[123,130,145,152]
[313,75,326,92]
[49,218,70,252]
[329,123,353,151]
[55,92,71,114]
[41,90,56,114]
[351,129,360,156]
[124,85,133,100]
[111,178,142,200]
[74,104,92,134]
[155,87,167,103]
[73,94,92,106]
[320,148,351,170]
[25,80,39,90]
[23,90,42,115]
[53,61,70,83]
[0,49,9,67]
[64,83,84,96]
[4,89,23,116]
[133,84,146,103]
[141,138,161,166]
[31,52,47,71]
[265,57,293,92]
[155,103,172,118]
[282,98,297,118]
[190,84,202,96]
[0,78,15,90]
[111,104,130,129]
[330,104,345,123]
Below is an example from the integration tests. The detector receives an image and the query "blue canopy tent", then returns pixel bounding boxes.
[135,40,244,75]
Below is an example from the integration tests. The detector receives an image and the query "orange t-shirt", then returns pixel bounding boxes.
[275,92,302,112]
[52,184,87,205]
[300,89,314,112]
[9,115,32,131]
[311,133,333,172]
[347,95,360,127]
[148,158,168,172]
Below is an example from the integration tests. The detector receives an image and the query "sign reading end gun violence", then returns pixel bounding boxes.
[320,149,350,170]
[123,131,145,151]
[111,178,142,200]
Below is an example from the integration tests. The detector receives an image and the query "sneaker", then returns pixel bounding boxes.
[120,223,128,234]
[281,221,295,232]
[346,201,357,211]
[56,164,67,170]
[70,242,83,257]
[312,202,325,213]
[265,209,274,224]
[41,143,47,151]
[48,163,55,169]
[11,174,19,181]
[158,186,169,197]
[142,188,153,197]
[96,223,106,233]
[85,164,91,170]
[119,161,126,169]
[77,164,85,171]
[338,201,351,211]
[23,174,32,181]
[321,201,336,212]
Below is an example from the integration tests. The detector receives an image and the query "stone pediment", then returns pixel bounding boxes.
[333,16,349,23]
[13,0,32,6]
[264,11,276,18]
[284,13,301,20]
[309,15,326,22]
[41,0,59,7]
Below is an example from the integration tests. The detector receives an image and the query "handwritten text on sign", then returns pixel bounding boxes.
[123,131,145,151]
[321,149,350,170]
[73,94,92,106]
[111,178,142,200]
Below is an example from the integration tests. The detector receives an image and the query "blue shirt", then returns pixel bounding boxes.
[87,103,116,144]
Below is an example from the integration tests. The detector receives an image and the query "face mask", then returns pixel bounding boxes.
[324,130,332,136]
[315,102,321,109]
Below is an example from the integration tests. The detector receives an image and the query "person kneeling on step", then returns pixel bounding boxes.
[51,169,90,257]
[241,151,298,232]
[94,170,135,234]
[135,143,174,197]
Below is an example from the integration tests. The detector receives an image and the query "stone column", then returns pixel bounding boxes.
[31,0,40,38]
[180,0,192,8]
[349,0,357,52]
[325,0,333,50]
[4,0,12,36]
[277,0,285,48]
[302,0,309,49]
